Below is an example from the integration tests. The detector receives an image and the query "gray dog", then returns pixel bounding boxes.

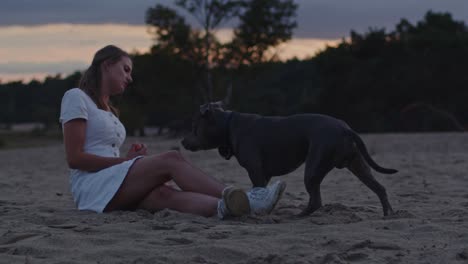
[181,102,397,216]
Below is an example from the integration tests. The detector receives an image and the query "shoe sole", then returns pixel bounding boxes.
[267,181,287,214]
[223,188,251,217]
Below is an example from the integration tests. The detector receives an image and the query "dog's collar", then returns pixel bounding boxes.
[218,111,234,160]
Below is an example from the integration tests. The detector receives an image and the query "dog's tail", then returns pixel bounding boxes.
[349,130,398,174]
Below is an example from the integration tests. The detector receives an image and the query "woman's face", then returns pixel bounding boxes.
[101,56,133,96]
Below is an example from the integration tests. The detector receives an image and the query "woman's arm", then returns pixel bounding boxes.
[63,119,133,172]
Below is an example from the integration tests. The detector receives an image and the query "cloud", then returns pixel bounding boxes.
[1,0,465,83]
[275,38,340,60]
[0,61,88,74]
[0,61,86,84]
[0,24,153,82]
[0,24,153,64]
[294,0,468,38]
[0,0,466,38]
[0,0,160,25]
[0,23,338,82]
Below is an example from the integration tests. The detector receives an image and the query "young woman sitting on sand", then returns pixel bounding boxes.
[59,45,286,219]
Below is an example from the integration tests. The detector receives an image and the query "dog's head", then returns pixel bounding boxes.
[181,102,227,151]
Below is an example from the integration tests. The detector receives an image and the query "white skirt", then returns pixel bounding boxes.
[69,156,143,213]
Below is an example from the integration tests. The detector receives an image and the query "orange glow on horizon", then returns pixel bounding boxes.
[0,24,339,83]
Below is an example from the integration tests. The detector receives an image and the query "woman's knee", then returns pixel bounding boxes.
[129,151,187,183]
[156,150,186,169]
[160,150,185,162]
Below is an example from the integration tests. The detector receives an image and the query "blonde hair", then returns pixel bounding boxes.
[79,45,130,116]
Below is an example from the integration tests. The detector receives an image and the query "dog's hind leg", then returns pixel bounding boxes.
[347,153,394,216]
[299,150,334,217]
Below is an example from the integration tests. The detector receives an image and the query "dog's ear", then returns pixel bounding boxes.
[200,102,224,116]
[199,103,212,116]
[211,101,224,110]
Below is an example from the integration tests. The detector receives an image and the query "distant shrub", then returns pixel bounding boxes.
[30,127,46,137]
[0,138,5,149]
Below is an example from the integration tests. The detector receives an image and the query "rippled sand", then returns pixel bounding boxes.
[1,133,468,263]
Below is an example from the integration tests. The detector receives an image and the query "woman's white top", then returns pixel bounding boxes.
[59,88,140,213]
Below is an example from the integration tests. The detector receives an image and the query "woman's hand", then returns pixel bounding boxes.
[126,143,147,159]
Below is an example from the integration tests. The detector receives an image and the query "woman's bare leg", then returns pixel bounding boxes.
[137,185,219,217]
[105,151,225,211]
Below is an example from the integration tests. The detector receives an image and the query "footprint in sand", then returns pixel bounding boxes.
[47,224,77,229]
[178,221,213,233]
[348,240,401,251]
[151,224,175,231]
[320,240,401,263]
[0,232,49,245]
[191,256,208,263]
[319,253,348,264]
[206,232,230,240]
[284,192,304,201]
[180,226,204,233]
[164,237,193,245]
[384,210,415,219]
[441,208,468,218]
[341,252,368,262]
[248,254,284,264]
[457,248,468,260]
[308,203,363,225]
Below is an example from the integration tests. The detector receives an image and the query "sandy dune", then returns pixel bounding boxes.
[1,133,468,263]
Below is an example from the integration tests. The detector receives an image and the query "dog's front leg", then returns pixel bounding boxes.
[243,160,268,188]
[247,172,267,187]
[237,147,268,187]
[246,163,268,187]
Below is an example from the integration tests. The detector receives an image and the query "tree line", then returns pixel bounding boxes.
[1,5,467,135]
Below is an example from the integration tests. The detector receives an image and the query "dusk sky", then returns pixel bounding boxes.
[1,0,467,82]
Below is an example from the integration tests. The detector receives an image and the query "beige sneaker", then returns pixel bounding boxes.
[217,187,251,219]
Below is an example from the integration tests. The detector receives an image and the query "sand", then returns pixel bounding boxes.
[1,133,468,264]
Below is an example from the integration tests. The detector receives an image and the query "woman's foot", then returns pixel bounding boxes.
[247,180,287,215]
[217,187,251,219]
